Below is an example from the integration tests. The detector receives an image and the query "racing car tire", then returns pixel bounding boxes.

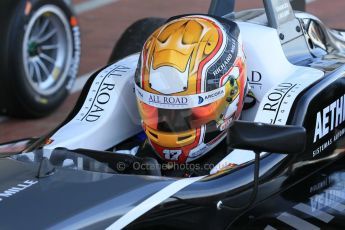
[108,17,166,64]
[0,0,81,118]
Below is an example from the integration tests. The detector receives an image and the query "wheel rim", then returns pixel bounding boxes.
[23,5,73,96]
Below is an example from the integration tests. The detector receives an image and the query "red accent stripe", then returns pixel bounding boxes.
[208,130,227,145]
[220,57,243,87]
[235,58,246,118]
[219,66,234,86]
[141,48,148,89]
[196,19,224,93]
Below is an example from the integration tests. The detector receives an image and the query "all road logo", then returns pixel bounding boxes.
[136,85,225,109]
[262,82,294,114]
[148,95,188,106]
[312,94,345,157]
[135,86,189,107]
[255,82,299,125]
[76,65,130,122]
[255,70,323,125]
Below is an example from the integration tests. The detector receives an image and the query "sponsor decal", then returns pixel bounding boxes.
[75,65,130,122]
[249,71,263,90]
[313,94,345,143]
[67,26,81,91]
[212,39,236,77]
[312,139,333,157]
[309,177,331,194]
[188,142,209,159]
[84,82,115,122]
[198,96,204,104]
[255,71,322,125]
[276,2,291,20]
[205,33,238,92]
[135,84,225,109]
[147,95,188,106]
[198,89,224,105]
[255,82,298,124]
[205,90,224,100]
[262,83,293,112]
[0,180,38,202]
[312,127,345,157]
[136,86,189,108]
[312,94,345,157]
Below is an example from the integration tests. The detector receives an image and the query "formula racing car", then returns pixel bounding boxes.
[0,0,345,229]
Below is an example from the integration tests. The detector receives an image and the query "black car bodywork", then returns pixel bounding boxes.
[0,0,345,229]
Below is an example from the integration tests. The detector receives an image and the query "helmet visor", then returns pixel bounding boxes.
[138,100,224,132]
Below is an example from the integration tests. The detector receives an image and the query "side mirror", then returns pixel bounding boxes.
[227,121,306,154]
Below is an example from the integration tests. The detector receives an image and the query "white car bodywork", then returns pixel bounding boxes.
[45,21,324,172]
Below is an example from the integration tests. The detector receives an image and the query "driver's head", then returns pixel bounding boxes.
[135,15,248,163]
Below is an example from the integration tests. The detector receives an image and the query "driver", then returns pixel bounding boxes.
[134,15,248,165]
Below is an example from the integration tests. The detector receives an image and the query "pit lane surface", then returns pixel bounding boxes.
[0,0,344,143]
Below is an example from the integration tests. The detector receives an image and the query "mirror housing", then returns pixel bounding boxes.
[227,121,306,154]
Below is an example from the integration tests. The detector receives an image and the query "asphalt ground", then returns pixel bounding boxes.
[1,0,344,143]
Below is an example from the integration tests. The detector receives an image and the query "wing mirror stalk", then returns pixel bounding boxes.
[217,121,306,211]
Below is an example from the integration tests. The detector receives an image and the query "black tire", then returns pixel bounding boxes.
[0,0,81,118]
[108,17,166,64]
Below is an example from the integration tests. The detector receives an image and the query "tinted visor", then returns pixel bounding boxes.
[138,100,224,132]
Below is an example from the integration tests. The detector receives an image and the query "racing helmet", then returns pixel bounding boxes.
[135,15,248,163]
